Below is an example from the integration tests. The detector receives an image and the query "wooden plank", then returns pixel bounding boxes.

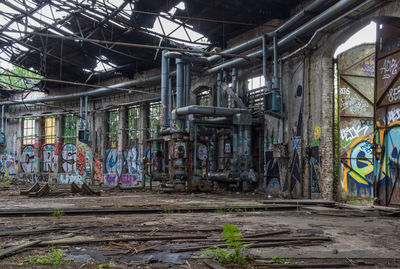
[253,262,350,268]
[0,227,62,237]
[203,259,226,269]
[0,240,41,259]
[20,182,40,195]
[244,230,291,238]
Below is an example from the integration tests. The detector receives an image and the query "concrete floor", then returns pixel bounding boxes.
[0,186,399,268]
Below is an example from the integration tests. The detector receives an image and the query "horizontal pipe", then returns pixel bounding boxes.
[206,0,337,63]
[0,73,169,106]
[174,105,248,117]
[164,51,209,64]
[204,0,362,74]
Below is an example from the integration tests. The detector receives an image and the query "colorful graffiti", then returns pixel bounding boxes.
[105,174,138,186]
[61,143,77,173]
[375,121,400,203]
[310,146,321,194]
[342,136,374,197]
[105,148,121,175]
[21,145,35,173]
[42,144,55,173]
[265,151,280,195]
[0,152,17,176]
[23,174,48,183]
[59,173,84,184]
[93,152,103,183]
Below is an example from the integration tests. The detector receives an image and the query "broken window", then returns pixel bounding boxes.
[149,102,161,138]
[44,117,55,144]
[247,75,267,112]
[197,89,211,106]
[127,106,140,141]
[23,118,35,145]
[63,115,77,144]
[108,109,119,148]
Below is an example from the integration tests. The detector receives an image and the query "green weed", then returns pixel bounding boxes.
[271,256,292,264]
[28,249,71,265]
[98,261,116,268]
[346,199,370,205]
[201,224,254,264]
[50,209,65,217]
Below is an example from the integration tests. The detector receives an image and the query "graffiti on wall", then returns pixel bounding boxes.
[105,148,121,175]
[265,151,280,195]
[341,136,374,197]
[0,152,17,176]
[59,173,84,184]
[93,152,103,183]
[21,145,35,173]
[42,144,55,173]
[310,146,321,194]
[61,143,77,173]
[105,174,139,186]
[22,174,49,183]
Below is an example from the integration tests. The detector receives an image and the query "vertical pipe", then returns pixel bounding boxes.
[194,124,197,175]
[0,105,3,132]
[79,96,83,129]
[161,50,169,128]
[232,67,237,108]
[185,63,191,106]
[168,59,172,124]
[262,35,268,87]
[85,96,88,129]
[244,126,252,170]
[279,61,284,143]
[273,35,279,89]
[176,58,184,109]
[238,125,243,167]
[217,72,222,107]
[233,126,238,169]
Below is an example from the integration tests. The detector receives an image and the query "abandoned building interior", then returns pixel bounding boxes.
[0,0,400,268]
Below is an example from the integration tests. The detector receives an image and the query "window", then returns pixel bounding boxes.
[127,106,140,140]
[197,90,211,106]
[63,115,77,144]
[44,117,55,144]
[247,75,267,112]
[108,110,119,148]
[149,102,161,138]
[23,118,35,145]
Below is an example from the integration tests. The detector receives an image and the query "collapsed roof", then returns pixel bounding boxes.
[0,0,305,91]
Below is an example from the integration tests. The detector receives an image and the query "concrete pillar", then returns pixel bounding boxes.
[34,117,43,174]
[119,106,127,173]
[54,115,62,177]
[139,103,149,186]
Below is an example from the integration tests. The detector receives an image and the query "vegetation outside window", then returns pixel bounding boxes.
[149,102,161,138]
[128,106,140,140]
[108,110,119,148]
[23,118,35,145]
[63,115,77,144]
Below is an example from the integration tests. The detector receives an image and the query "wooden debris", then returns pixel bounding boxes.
[253,262,350,268]
[203,259,227,269]
[102,227,222,233]
[244,230,291,238]
[81,183,100,196]
[0,227,62,237]
[20,182,40,195]
[71,182,81,193]
[28,184,49,197]
[0,240,41,259]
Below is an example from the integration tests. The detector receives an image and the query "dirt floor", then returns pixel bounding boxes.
[0,184,399,268]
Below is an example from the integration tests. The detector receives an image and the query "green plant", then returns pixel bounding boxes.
[201,224,254,264]
[271,256,292,264]
[28,249,71,265]
[346,199,370,205]
[50,209,65,217]
[0,179,12,187]
[98,261,116,268]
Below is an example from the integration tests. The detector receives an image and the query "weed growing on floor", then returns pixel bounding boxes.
[201,224,254,264]
[28,248,71,265]
[271,256,292,264]
[98,261,116,268]
[50,209,65,217]
[346,199,370,204]
[0,179,12,187]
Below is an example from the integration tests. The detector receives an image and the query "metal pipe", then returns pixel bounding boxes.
[0,105,3,131]
[0,73,165,106]
[164,51,209,64]
[204,0,362,75]
[168,59,172,124]
[279,61,284,143]
[176,58,184,109]
[262,35,268,87]
[185,63,191,106]
[79,97,83,129]
[216,72,222,107]
[273,35,279,89]
[161,50,169,128]
[174,105,248,117]
[232,68,238,108]
[233,126,238,167]
[244,126,252,169]
[85,96,88,129]
[205,0,336,63]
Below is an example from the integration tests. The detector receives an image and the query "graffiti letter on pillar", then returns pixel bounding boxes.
[21,145,35,173]
[61,143,77,173]
[43,144,55,172]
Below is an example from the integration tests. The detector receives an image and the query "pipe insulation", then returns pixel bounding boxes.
[173,105,248,117]
[204,0,363,75]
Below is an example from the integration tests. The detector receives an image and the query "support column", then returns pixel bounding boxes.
[119,106,127,174]
[34,118,43,174]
